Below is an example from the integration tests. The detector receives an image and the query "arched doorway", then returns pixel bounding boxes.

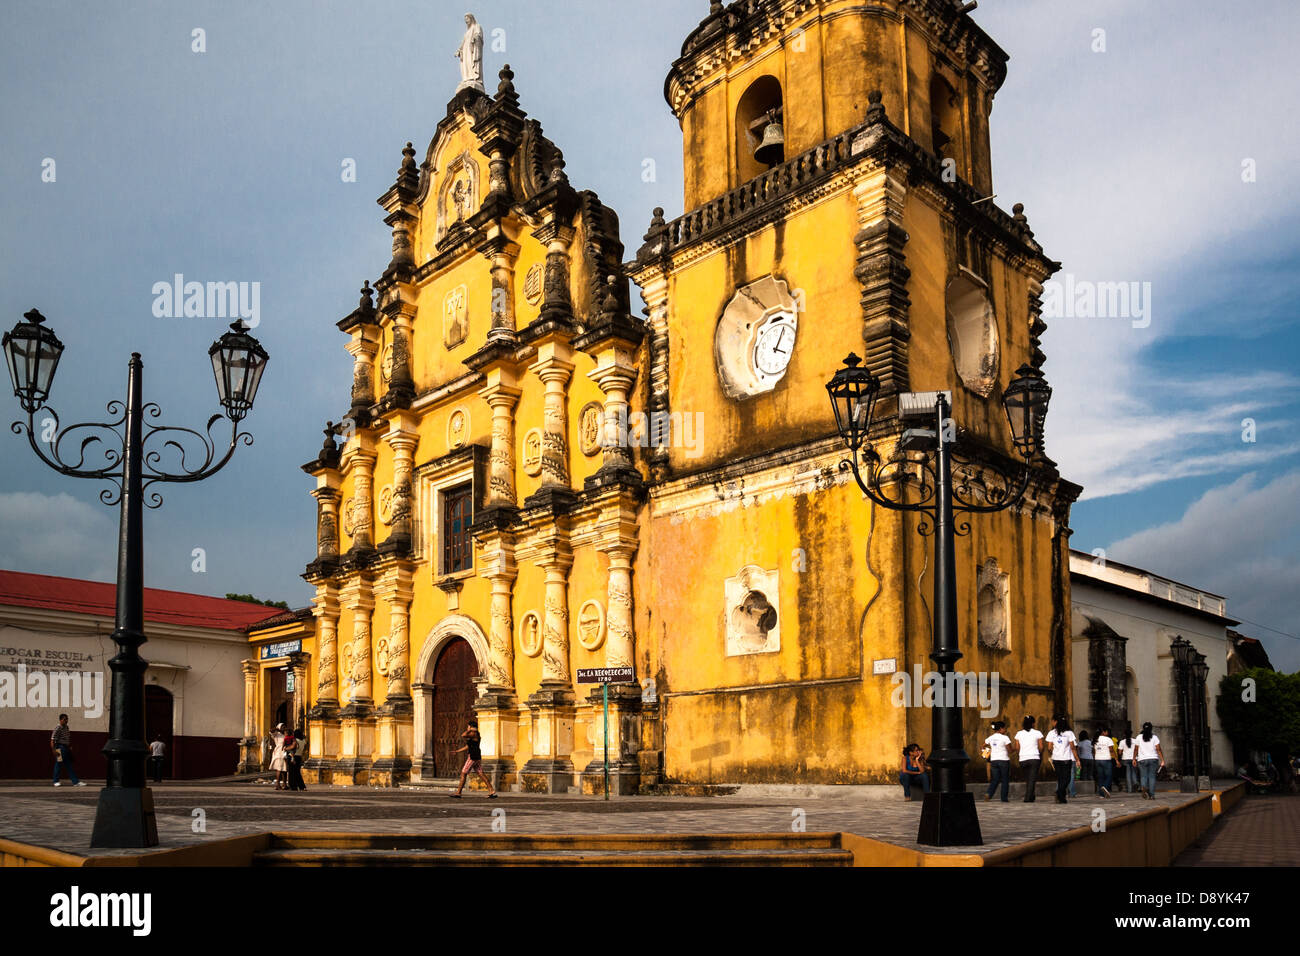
[144,685,174,778]
[432,638,478,777]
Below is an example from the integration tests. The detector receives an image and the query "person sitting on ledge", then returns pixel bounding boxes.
[900,743,929,801]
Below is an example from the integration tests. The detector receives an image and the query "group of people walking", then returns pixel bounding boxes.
[900,716,1167,804]
[267,722,308,791]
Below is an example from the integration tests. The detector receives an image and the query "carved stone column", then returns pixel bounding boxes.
[288,651,311,731]
[371,564,414,786]
[336,578,375,785]
[345,329,380,417]
[478,370,522,506]
[522,542,575,793]
[480,235,520,341]
[305,585,339,784]
[588,346,639,478]
[473,541,519,789]
[604,545,636,670]
[534,222,575,324]
[237,659,260,774]
[529,341,575,489]
[344,449,377,553]
[313,488,340,561]
[381,413,418,553]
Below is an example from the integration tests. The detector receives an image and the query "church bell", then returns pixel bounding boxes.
[754,119,785,167]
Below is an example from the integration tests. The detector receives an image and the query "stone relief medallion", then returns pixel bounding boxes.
[448,407,468,449]
[523,263,544,306]
[576,599,605,651]
[518,611,542,657]
[443,284,468,349]
[341,497,355,537]
[380,343,394,383]
[724,565,781,657]
[522,428,543,476]
[377,484,395,526]
[578,402,604,457]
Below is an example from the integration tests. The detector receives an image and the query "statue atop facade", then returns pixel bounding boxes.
[454,13,484,93]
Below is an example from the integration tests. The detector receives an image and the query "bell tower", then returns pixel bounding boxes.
[627,1,1081,787]
[669,0,1004,211]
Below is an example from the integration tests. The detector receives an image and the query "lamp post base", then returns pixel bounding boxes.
[89,786,159,848]
[916,791,983,847]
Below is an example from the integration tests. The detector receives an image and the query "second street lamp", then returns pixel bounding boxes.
[4,312,267,848]
[828,355,1051,846]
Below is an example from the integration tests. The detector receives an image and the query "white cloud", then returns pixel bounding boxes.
[0,491,116,581]
[1106,471,1300,672]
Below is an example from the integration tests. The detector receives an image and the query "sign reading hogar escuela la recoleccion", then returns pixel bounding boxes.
[575,666,635,684]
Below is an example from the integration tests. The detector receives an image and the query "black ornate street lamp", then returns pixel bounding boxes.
[1171,635,1197,793]
[1192,652,1210,787]
[828,356,1050,846]
[3,311,267,847]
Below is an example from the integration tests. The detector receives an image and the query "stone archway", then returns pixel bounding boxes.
[411,614,489,781]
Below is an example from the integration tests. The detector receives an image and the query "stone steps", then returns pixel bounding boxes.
[253,831,853,867]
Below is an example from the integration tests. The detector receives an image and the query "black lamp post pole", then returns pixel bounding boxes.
[916,394,981,844]
[92,354,158,846]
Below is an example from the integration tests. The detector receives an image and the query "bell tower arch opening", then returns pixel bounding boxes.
[735,75,784,183]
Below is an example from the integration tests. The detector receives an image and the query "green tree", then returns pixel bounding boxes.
[1216,667,1300,767]
[225,593,290,610]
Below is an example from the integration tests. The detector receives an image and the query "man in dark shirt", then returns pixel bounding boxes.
[50,713,86,787]
[450,719,497,798]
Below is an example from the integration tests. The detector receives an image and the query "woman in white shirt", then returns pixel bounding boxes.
[1134,721,1165,799]
[1118,729,1138,793]
[1013,716,1045,803]
[1044,716,1080,804]
[269,723,288,791]
[1092,725,1117,797]
[983,721,1013,803]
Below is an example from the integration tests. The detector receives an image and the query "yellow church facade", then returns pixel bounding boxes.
[299,0,1081,792]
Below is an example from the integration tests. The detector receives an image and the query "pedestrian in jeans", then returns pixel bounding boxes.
[1134,722,1165,799]
[984,721,1012,802]
[51,713,87,787]
[1118,729,1138,793]
[1014,716,1045,802]
[1092,725,1117,797]
[899,743,930,801]
[1045,716,1080,804]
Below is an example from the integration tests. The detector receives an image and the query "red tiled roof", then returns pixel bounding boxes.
[0,569,284,631]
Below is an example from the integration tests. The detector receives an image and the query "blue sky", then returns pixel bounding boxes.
[1,1,1296,670]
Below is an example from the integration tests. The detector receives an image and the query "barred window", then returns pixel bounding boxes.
[442,484,473,574]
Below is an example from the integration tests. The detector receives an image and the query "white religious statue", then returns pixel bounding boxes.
[454,13,484,93]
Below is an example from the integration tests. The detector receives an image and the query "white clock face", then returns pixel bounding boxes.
[753,319,795,376]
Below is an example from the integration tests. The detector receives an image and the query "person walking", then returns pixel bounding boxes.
[1134,722,1165,800]
[148,735,166,783]
[451,720,497,798]
[1093,724,1117,797]
[286,727,308,792]
[984,721,1013,802]
[269,723,288,791]
[1014,716,1044,802]
[899,743,930,801]
[50,713,86,787]
[1045,716,1080,804]
[1118,728,1139,793]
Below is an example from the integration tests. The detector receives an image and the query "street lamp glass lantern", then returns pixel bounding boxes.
[827,352,880,451]
[2,309,64,413]
[1192,654,1209,686]
[209,321,268,422]
[1002,363,1051,459]
[1171,635,1194,669]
